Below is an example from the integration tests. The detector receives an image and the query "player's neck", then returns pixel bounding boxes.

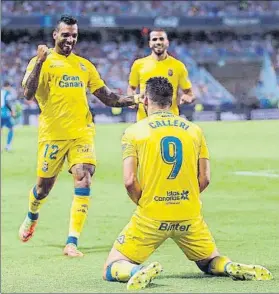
[151,51,168,61]
[54,46,71,57]
[148,106,171,116]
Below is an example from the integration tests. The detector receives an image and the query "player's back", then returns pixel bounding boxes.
[127,111,209,221]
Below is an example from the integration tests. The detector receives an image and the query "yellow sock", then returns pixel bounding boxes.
[29,186,47,214]
[67,188,91,245]
[208,256,231,276]
[107,260,143,282]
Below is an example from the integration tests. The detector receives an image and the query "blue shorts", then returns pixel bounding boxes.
[1,117,13,128]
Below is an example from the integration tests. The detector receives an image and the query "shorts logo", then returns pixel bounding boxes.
[117,235,125,244]
[80,63,86,71]
[158,222,191,232]
[42,161,48,172]
[122,143,128,152]
[168,69,173,76]
[77,144,92,153]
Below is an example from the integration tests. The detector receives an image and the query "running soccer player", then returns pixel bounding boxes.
[1,81,15,152]
[103,77,272,290]
[19,15,142,257]
[127,29,195,121]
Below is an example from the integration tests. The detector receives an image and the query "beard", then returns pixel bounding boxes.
[58,41,75,55]
[152,46,166,56]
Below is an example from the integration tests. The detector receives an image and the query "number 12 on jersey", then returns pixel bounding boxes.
[160,136,183,179]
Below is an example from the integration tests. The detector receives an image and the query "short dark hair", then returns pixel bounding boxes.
[145,77,173,107]
[149,28,168,40]
[3,81,11,87]
[56,15,77,30]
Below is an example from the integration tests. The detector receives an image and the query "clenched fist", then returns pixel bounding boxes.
[36,45,49,63]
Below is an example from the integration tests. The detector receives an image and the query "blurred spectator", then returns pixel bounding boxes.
[1,30,278,108]
[2,0,279,17]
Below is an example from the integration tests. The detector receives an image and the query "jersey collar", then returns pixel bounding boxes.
[50,48,73,58]
[150,53,169,62]
[150,110,174,117]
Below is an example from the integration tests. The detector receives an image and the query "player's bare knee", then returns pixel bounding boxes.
[36,186,47,199]
[36,185,51,199]
[196,260,211,273]
[75,171,91,188]
[196,249,221,273]
[81,173,91,188]
[72,164,95,188]
[36,177,56,199]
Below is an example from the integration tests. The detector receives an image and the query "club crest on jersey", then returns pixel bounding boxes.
[42,161,48,172]
[168,69,173,76]
[80,63,86,71]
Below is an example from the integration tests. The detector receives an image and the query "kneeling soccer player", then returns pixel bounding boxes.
[103,77,273,290]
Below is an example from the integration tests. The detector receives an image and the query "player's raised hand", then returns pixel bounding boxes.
[36,45,49,63]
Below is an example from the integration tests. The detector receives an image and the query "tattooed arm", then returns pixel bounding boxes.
[23,45,48,100]
[93,86,141,107]
[23,61,44,100]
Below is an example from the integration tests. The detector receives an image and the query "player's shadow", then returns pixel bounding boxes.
[158,273,216,280]
[79,245,112,253]
[47,244,112,253]
[148,282,167,289]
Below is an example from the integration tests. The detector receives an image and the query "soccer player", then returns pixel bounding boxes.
[103,77,272,290]
[19,15,142,257]
[127,29,195,121]
[1,81,15,152]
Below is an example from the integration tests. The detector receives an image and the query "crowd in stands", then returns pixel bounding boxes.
[2,30,278,108]
[2,0,279,17]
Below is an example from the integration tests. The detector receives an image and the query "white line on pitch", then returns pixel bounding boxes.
[232,171,279,178]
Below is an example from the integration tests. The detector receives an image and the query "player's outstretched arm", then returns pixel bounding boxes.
[127,85,139,110]
[198,158,210,193]
[123,156,142,205]
[93,86,141,108]
[23,45,48,100]
[180,88,196,105]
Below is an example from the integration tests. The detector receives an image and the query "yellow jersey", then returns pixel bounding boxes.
[122,111,209,221]
[22,49,105,142]
[129,55,192,121]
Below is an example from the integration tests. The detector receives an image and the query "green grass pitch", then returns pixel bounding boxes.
[2,120,279,293]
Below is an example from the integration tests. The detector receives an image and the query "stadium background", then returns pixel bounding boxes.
[1,1,279,293]
[2,0,279,123]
